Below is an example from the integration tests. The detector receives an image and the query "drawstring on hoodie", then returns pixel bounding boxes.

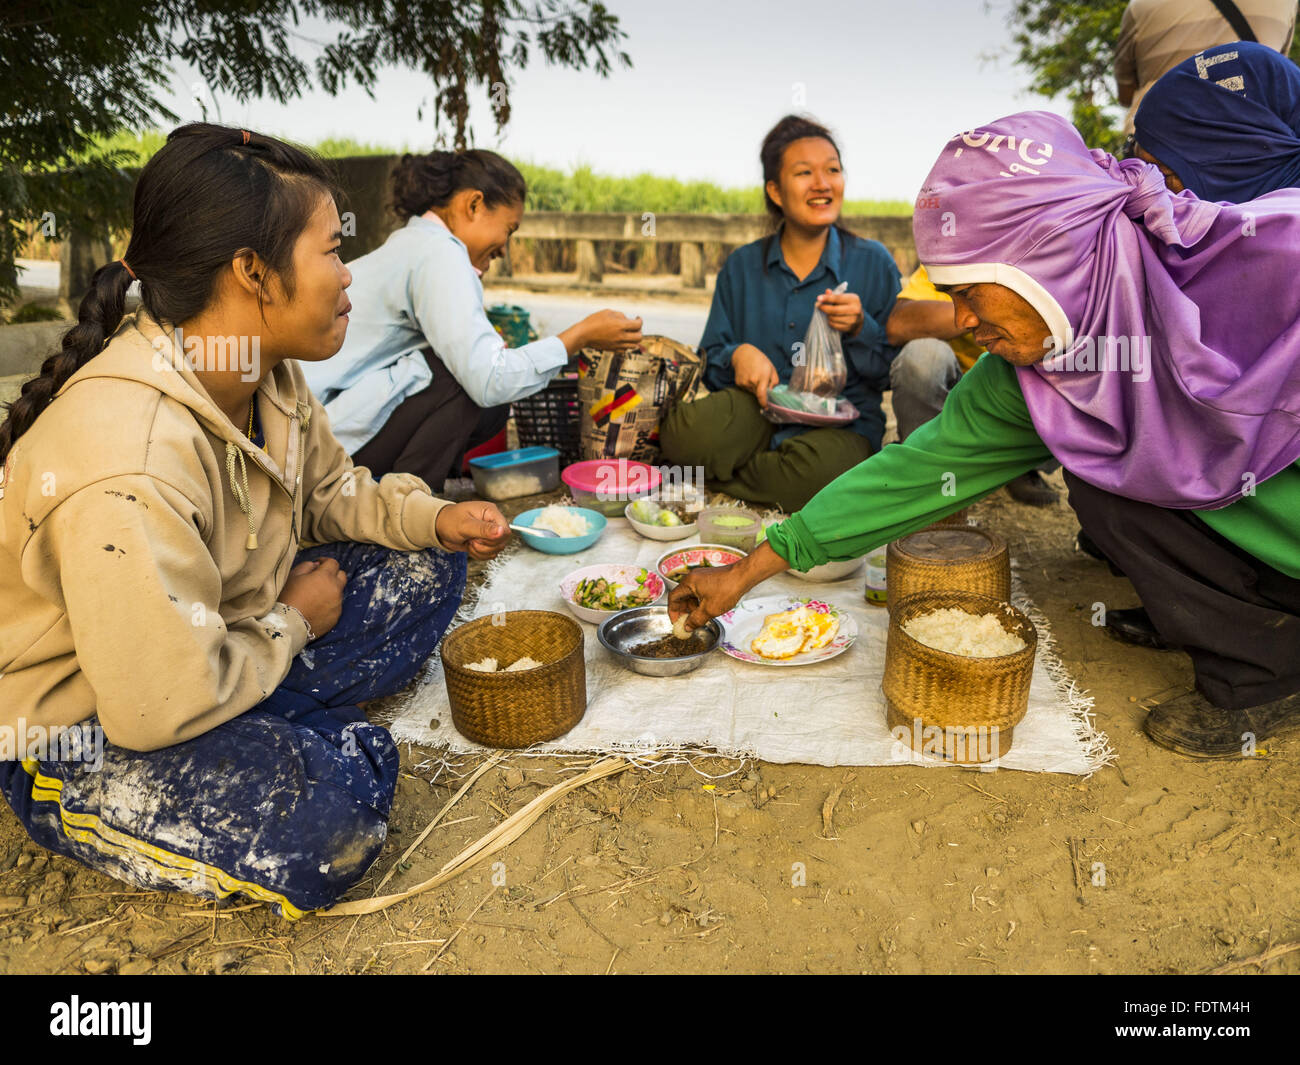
[222,399,310,553]
[225,442,259,550]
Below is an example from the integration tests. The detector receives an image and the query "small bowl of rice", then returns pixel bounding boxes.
[512,505,607,555]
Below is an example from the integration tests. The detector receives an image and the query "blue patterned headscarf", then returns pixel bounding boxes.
[1134,41,1300,203]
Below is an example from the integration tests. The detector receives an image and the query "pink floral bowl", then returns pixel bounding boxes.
[655,544,748,591]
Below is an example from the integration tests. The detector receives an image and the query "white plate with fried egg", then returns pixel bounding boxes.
[716,595,857,666]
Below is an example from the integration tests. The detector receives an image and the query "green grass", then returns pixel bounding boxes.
[5,302,65,324]
[510,160,910,215]
[79,129,912,216]
[76,128,169,162]
[75,129,410,164]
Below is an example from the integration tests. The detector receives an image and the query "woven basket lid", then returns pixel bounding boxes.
[893,526,1003,562]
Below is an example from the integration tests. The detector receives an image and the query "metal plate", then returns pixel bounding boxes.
[597,607,721,677]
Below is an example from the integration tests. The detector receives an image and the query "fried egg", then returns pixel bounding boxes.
[751,607,810,660]
[750,605,841,659]
[799,608,840,652]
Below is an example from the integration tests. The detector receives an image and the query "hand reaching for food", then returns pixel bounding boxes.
[668,564,750,634]
[563,310,643,353]
[668,541,792,633]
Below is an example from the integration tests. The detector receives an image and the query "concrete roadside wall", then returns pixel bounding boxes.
[0,322,65,378]
[0,322,68,407]
[6,154,917,393]
[40,155,916,284]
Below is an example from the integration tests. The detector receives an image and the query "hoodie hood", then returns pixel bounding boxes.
[75,311,308,478]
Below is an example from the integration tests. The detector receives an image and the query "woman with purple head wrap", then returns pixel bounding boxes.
[1101,43,1300,651]
[914,110,1300,508]
[670,111,1300,759]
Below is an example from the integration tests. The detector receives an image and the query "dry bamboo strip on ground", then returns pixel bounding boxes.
[1205,940,1300,974]
[820,772,854,839]
[373,751,504,894]
[319,756,639,917]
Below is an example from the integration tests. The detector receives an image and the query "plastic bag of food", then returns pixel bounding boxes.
[789,280,848,397]
[761,384,859,426]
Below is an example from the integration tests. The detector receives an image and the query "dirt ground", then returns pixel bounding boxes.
[1,474,1297,976]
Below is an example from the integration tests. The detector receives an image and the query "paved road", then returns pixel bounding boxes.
[16,258,58,294]
[483,287,709,348]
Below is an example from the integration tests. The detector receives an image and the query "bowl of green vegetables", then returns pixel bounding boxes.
[558,563,667,624]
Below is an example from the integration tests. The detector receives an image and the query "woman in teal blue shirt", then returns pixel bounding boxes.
[660,115,901,513]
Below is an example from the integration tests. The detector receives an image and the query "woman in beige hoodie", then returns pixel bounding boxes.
[0,124,510,918]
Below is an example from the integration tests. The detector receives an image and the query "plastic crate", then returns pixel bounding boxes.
[512,373,582,466]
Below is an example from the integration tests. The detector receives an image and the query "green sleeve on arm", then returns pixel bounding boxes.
[1194,463,1300,579]
[765,354,1052,571]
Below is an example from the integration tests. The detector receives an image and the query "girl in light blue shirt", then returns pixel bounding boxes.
[302,149,641,487]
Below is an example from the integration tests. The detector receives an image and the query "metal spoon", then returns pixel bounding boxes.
[509,522,557,538]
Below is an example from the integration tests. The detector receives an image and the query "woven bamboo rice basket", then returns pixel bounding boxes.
[883,591,1037,764]
[886,525,1010,614]
[441,610,586,748]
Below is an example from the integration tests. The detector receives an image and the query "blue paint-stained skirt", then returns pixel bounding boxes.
[0,542,467,918]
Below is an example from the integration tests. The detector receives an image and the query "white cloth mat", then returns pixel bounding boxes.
[387,519,1110,775]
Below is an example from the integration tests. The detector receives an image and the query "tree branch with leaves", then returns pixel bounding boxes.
[0,0,630,302]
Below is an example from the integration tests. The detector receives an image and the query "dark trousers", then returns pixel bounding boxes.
[353,349,509,489]
[0,542,467,918]
[659,387,876,513]
[1064,471,1300,710]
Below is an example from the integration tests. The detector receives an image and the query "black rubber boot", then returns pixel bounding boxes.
[1005,470,1059,506]
[1104,607,1174,651]
[1144,690,1300,759]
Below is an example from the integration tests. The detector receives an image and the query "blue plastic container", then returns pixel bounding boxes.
[512,506,607,555]
[468,446,560,501]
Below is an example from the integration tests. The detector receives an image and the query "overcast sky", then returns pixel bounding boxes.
[161,0,1083,201]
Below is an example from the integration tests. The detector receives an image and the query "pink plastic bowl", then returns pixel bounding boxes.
[561,459,662,516]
